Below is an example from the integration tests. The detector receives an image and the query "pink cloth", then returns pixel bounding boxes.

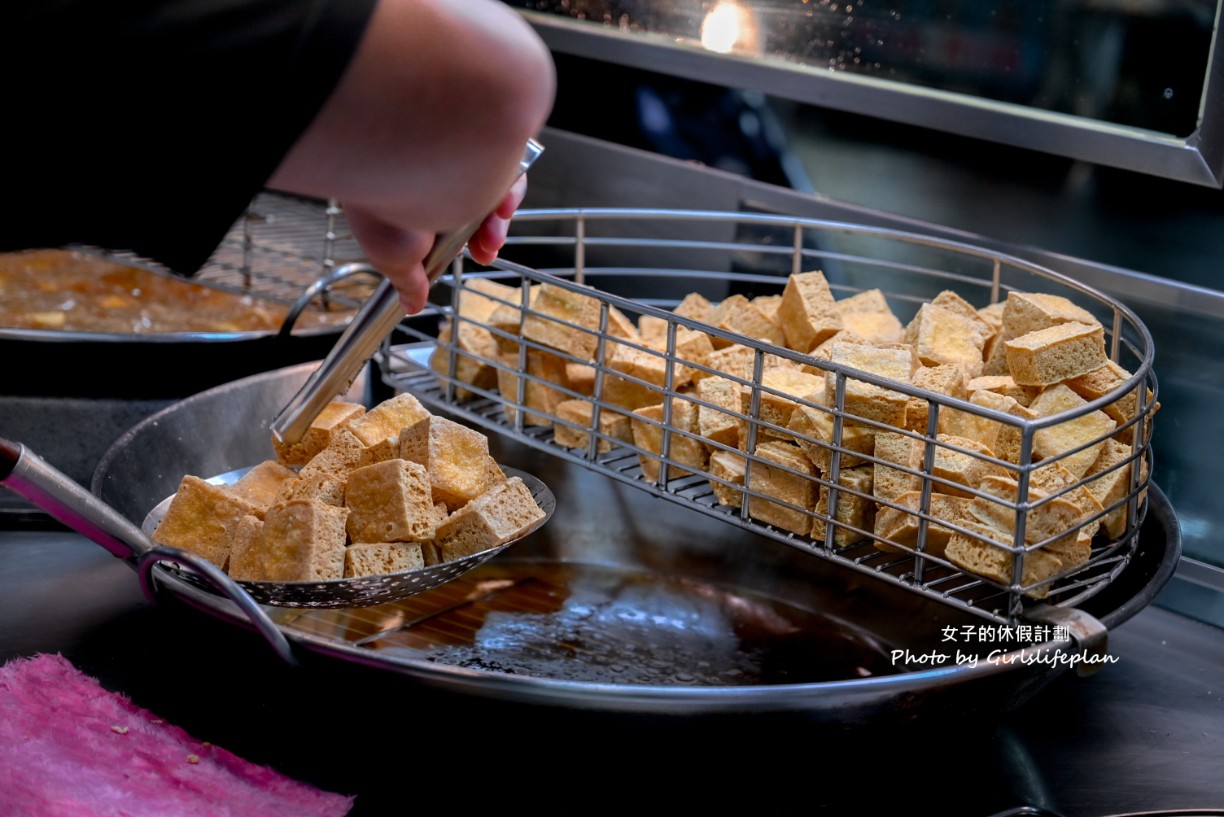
[0,653,353,817]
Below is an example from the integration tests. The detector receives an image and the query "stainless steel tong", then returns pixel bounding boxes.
[271,139,544,446]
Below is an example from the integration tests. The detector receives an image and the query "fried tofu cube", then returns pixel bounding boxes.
[836,288,904,344]
[674,291,717,323]
[1064,359,1158,437]
[1082,438,1146,539]
[343,392,431,450]
[983,291,1099,375]
[711,294,786,348]
[521,281,603,359]
[230,460,298,515]
[298,428,379,481]
[496,348,571,426]
[433,476,545,561]
[906,363,969,434]
[552,398,632,453]
[904,303,987,378]
[944,518,1063,599]
[601,344,668,412]
[746,440,817,535]
[399,415,505,511]
[272,400,366,467]
[873,491,975,557]
[429,277,518,400]
[822,340,916,428]
[929,290,994,340]
[344,541,426,578]
[708,449,747,507]
[776,270,843,353]
[786,395,875,473]
[631,398,708,483]
[690,342,794,387]
[486,284,539,353]
[1004,321,1108,387]
[965,374,1039,407]
[344,459,437,543]
[695,375,744,449]
[812,464,875,547]
[225,514,266,582]
[151,475,265,569]
[944,390,1034,464]
[430,318,500,401]
[1028,384,1117,478]
[967,474,1087,556]
[871,430,924,503]
[928,434,1009,498]
[273,471,346,507]
[257,499,350,582]
[637,314,669,348]
[742,367,826,442]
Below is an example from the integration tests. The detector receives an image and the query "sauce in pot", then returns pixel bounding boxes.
[0,248,355,334]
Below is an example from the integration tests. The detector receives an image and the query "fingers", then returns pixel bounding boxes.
[344,206,434,315]
[468,174,528,265]
[346,172,528,312]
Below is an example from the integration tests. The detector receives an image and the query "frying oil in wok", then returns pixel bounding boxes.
[294,561,901,685]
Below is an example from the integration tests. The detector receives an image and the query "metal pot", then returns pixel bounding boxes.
[90,361,1181,725]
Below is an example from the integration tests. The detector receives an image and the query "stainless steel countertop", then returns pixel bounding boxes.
[3,523,1221,816]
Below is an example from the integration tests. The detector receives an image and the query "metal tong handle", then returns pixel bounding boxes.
[0,438,296,664]
[270,139,544,446]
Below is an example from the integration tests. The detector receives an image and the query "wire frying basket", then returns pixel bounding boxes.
[381,208,1159,625]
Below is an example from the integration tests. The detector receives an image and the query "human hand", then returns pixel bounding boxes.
[345,174,529,316]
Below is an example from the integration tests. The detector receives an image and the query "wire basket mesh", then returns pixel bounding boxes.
[382,208,1159,624]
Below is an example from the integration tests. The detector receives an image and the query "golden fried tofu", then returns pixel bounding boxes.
[944,518,1063,599]
[521,281,603,359]
[776,270,843,353]
[1028,384,1117,478]
[904,303,987,378]
[344,541,426,578]
[552,398,632,453]
[257,498,350,582]
[1004,321,1108,387]
[344,459,438,543]
[873,491,975,557]
[399,415,505,510]
[496,348,571,426]
[836,288,904,344]
[822,340,917,428]
[695,375,744,449]
[630,398,708,483]
[812,464,875,547]
[272,400,366,467]
[343,393,431,450]
[746,440,817,535]
[708,449,747,507]
[230,460,298,515]
[786,394,875,473]
[433,476,545,561]
[151,475,264,569]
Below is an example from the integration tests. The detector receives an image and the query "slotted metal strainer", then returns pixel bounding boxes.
[0,438,554,613]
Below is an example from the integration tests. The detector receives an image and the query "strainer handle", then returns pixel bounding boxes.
[0,438,297,665]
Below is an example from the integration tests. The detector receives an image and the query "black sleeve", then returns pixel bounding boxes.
[3,0,379,274]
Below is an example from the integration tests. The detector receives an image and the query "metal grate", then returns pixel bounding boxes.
[100,191,375,314]
[381,208,1160,625]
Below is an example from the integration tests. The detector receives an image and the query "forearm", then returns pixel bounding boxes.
[267,0,556,233]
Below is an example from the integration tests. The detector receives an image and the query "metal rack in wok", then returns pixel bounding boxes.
[381,207,1159,626]
[97,191,376,321]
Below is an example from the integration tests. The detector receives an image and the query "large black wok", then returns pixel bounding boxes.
[87,361,1181,726]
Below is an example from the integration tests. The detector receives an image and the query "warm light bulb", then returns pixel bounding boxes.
[700,2,759,54]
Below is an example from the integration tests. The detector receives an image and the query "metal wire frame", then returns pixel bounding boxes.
[382,208,1159,625]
